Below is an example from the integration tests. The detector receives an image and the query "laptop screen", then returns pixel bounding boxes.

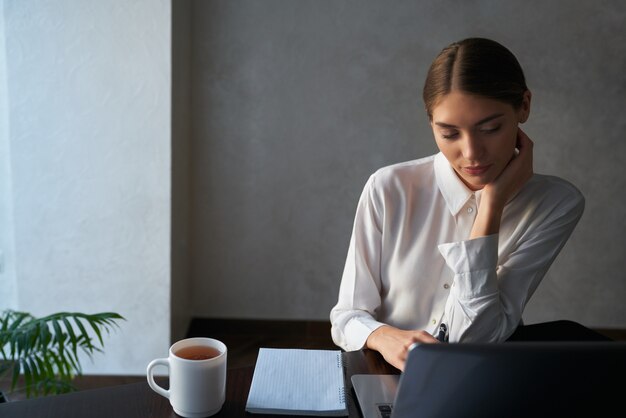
[391,341,626,418]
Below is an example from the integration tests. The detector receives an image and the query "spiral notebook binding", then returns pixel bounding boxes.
[336,352,343,369]
[336,352,347,406]
[339,386,346,404]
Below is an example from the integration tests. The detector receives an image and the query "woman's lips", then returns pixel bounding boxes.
[462,164,492,175]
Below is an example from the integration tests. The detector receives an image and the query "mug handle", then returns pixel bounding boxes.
[146,358,170,399]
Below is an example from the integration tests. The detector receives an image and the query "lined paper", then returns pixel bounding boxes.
[245,348,348,416]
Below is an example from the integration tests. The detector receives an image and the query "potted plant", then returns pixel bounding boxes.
[0,309,124,401]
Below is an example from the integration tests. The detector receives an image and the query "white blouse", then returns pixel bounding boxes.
[330,152,584,351]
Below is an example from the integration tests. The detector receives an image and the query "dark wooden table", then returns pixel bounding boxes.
[0,350,397,418]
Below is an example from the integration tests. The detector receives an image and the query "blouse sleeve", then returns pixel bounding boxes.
[438,184,585,343]
[330,175,387,351]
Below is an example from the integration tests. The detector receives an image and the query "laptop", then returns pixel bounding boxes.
[351,341,626,418]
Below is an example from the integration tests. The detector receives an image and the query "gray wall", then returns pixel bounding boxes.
[186,0,626,328]
[172,0,193,343]
[2,0,172,373]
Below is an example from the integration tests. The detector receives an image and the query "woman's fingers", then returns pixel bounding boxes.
[368,326,439,371]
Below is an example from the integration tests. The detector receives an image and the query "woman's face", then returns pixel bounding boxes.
[431,90,530,191]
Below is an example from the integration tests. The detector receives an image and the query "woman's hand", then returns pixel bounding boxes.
[484,127,534,207]
[470,128,534,238]
[365,325,439,371]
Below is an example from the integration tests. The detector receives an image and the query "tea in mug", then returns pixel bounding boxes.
[148,337,227,417]
[175,345,222,361]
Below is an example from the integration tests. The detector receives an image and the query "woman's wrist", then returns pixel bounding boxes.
[470,196,503,239]
[365,325,385,350]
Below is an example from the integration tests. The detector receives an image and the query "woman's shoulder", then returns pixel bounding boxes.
[522,174,585,211]
[527,174,583,199]
[369,154,437,186]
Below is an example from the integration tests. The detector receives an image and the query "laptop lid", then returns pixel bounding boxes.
[392,341,626,418]
[351,374,399,418]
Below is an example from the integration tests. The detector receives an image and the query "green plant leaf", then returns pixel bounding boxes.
[61,317,79,356]
[21,358,32,398]
[72,316,95,352]
[11,359,20,392]
[85,317,104,347]
[48,350,70,380]
[1,310,124,398]
[7,312,29,332]
[51,319,65,351]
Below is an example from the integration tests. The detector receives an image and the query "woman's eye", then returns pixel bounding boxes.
[480,125,501,134]
[441,131,459,139]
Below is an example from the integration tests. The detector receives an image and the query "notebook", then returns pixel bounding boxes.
[246,348,348,416]
[352,341,626,418]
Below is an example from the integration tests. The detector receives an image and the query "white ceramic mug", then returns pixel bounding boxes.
[147,337,227,417]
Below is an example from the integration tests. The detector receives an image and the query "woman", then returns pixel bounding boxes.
[330,38,585,371]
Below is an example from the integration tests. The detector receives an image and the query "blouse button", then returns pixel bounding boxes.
[443,283,450,290]
[467,207,474,213]
[431,319,436,325]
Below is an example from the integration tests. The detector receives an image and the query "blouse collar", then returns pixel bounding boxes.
[434,152,482,216]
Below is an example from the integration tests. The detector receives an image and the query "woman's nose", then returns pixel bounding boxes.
[461,135,484,161]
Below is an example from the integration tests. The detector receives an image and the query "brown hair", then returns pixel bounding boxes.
[423,38,528,119]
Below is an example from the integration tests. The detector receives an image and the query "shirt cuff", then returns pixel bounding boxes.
[343,316,386,351]
[438,234,499,299]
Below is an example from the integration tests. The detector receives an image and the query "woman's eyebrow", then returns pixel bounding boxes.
[434,113,505,129]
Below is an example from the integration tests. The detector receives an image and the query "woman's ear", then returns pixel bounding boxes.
[518,90,532,123]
